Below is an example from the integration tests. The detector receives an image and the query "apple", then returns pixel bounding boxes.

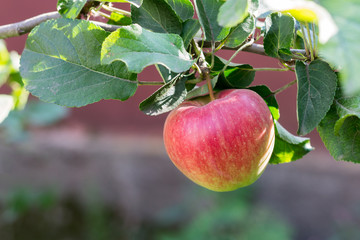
[163,89,275,192]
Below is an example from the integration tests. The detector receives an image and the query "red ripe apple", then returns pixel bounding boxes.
[163,89,275,192]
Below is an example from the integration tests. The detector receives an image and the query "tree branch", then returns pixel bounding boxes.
[0,11,122,39]
[0,12,61,39]
[0,11,307,61]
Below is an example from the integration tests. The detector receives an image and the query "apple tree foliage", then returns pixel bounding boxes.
[0,0,359,164]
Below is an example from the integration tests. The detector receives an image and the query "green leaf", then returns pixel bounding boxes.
[263,12,295,59]
[99,0,142,8]
[318,106,360,163]
[20,19,137,107]
[107,12,132,26]
[131,0,182,34]
[207,55,238,72]
[295,59,337,135]
[206,55,255,90]
[0,95,13,124]
[224,15,255,48]
[270,121,313,164]
[57,0,86,19]
[164,0,194,21]
[216,65,255,89]
[278,48,293,61]
[195,0,231,41]
[248,85,279,121]
[156,65,179,83]
[101,24,194,73]
[333,88,360,135]
[139,77,187,115]
[318,0,360,96]
[181,19,201,48]
[217,0,248,28]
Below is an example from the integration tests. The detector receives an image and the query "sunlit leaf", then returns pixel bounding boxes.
[57,0,86,19]
[101,24,194,73]
[270,121,313,164]
[217,0,248,28]
[20,19,137,107]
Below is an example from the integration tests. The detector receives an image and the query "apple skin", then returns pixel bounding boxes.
[163,89,275,192]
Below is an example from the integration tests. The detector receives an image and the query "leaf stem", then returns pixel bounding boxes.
[102,4,131,17]
[273,80,297,95]
[306,23,314,61]
[193,62,202,74]
[220,39,254,74]
[186,78,202,84]
[94,10,111,20]
[311,22,317,58]
[300,23,310,57]
[249,67,289,72]
[138,81,165,86]
[210,42,215,69]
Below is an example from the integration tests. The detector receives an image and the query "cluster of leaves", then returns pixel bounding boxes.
[2,0,359,163]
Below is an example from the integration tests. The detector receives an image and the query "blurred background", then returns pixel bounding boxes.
[1,1,360,240]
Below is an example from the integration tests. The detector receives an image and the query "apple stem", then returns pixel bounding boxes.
[206,72,216,101]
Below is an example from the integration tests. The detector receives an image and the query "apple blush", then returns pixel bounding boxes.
[163,89,275,192]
